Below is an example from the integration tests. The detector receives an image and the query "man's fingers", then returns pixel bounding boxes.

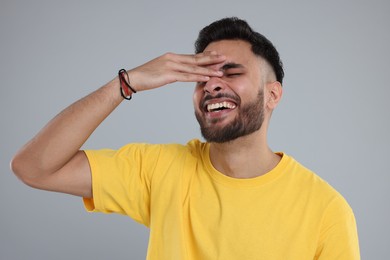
[170,72,210,83]
[168,61,223,77]
[170,52,226,66]
[192,52,226,65]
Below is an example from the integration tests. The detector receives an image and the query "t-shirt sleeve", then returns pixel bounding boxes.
[315,196,360,259]
[82,143,161,227]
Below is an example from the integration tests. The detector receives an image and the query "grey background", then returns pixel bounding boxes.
[1,0,389,259]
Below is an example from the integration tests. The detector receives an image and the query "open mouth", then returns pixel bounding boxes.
[205,101,237,113]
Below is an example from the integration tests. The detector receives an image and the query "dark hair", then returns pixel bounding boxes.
[195,17,284,84]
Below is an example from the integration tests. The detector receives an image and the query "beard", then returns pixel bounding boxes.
[195,89,265,143]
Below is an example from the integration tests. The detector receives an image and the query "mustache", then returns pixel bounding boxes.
[200,93,240,107]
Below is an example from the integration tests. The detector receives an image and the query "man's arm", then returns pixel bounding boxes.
[10,52,225,198]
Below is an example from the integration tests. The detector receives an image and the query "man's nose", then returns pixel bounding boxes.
[203,76,224,94]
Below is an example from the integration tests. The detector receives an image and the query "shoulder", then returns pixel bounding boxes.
[284,154,339,192]
[113,141,194,157]
[284,154,356,226]
[115,139,205,167]
[283,154,352,210]
[85,141,196,172]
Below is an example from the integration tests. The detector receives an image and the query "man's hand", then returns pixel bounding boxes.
[127,51,226,92]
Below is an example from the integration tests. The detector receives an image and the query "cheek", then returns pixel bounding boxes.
[230,79,256,100]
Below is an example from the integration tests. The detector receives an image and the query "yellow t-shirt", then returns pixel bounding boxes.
[83,139,360,260]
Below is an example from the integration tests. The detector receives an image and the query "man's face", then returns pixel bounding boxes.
[193,39,266,143]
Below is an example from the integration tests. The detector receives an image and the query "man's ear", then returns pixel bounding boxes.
[265,81,283,110]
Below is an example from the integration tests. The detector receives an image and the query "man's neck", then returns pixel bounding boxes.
[209,131,281,179]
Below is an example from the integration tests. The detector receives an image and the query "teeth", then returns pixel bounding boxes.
[207,101,236,112]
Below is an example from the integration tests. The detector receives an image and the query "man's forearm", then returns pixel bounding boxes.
[11,77,123,183]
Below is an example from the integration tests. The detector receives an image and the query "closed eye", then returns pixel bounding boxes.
[224,71,244,78]
[226,73,242,77]
[220,62,245,78]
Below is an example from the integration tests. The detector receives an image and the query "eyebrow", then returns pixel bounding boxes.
[220,62,245,71]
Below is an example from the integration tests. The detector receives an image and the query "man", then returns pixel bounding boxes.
[11,17,360,259]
